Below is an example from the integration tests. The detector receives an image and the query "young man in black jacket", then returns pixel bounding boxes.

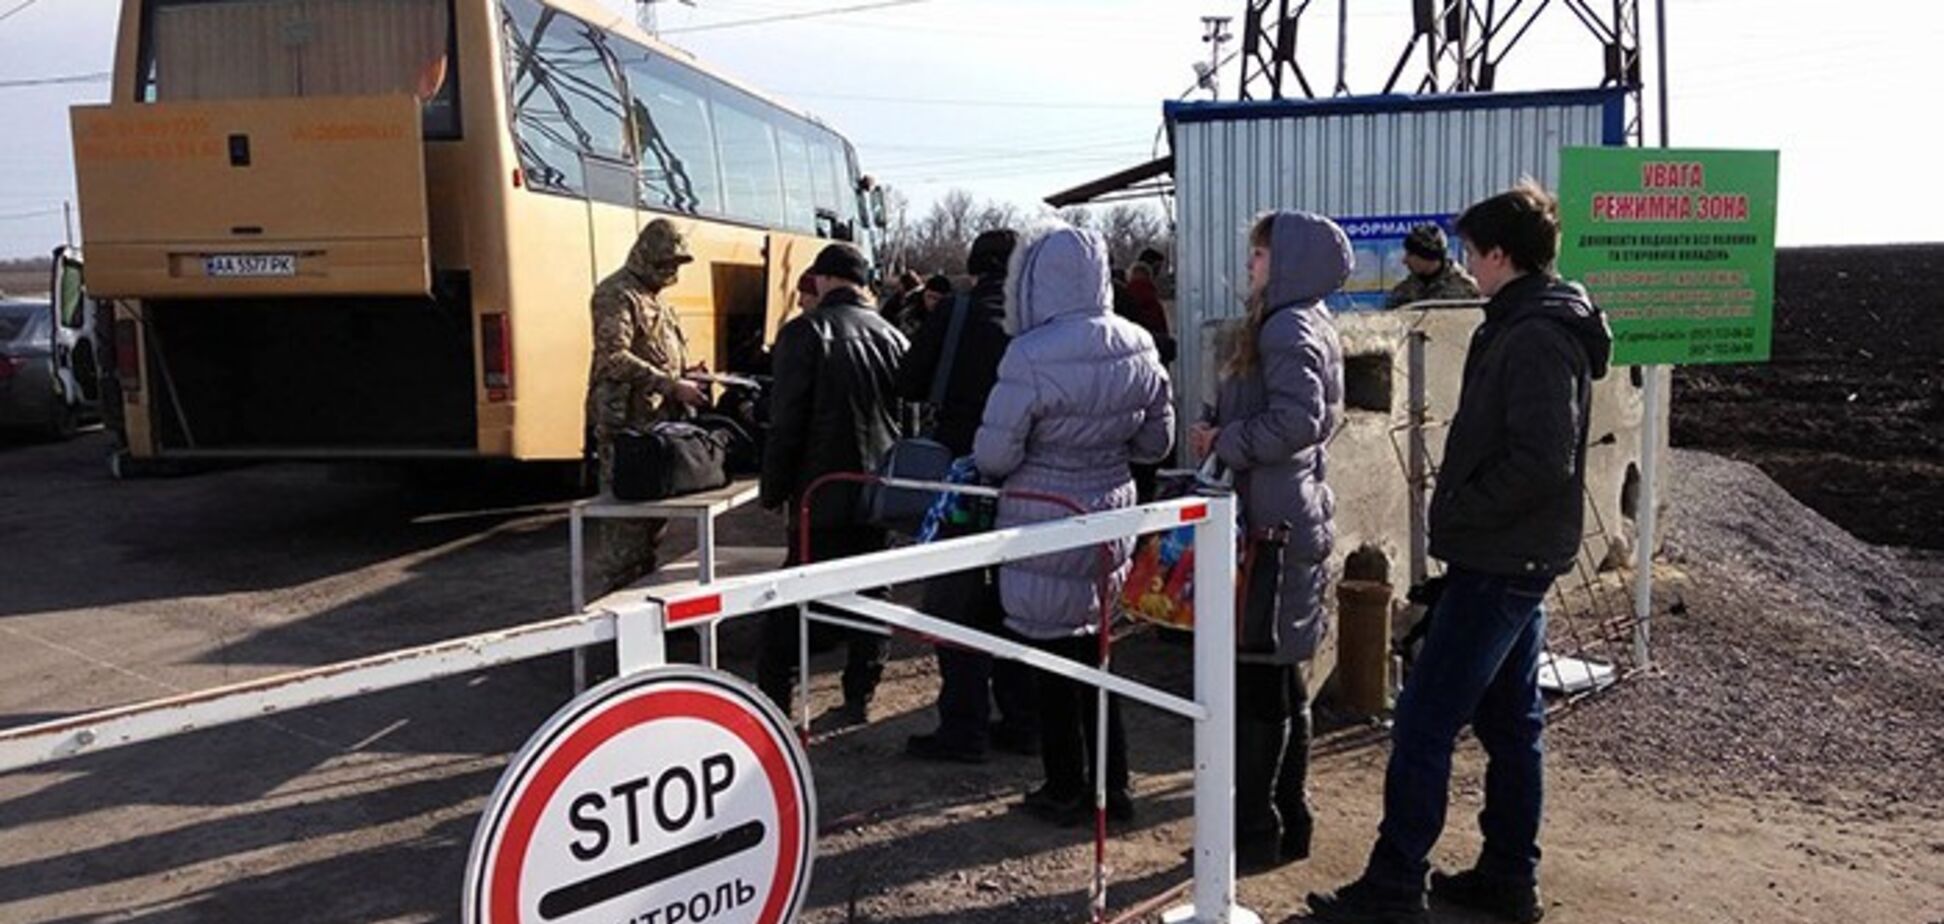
[756,242,909,729]
[1309,181,1613,924]
[893,229,1040,763]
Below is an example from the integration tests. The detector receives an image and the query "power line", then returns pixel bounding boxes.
[0,206,63,222]
[660,0,937,34]
[0,71,110,89]
[786,90,1151,111]
[872,140,1148,171]
[0,0,44,25]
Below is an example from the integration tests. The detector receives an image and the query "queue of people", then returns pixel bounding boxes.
[585,180,1610,924]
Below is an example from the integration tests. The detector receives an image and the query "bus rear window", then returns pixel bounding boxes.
[140,0,460,138]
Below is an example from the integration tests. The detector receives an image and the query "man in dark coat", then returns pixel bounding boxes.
[756,243,909,728]
[894,229,1039,763]
[1309,182,1613,924]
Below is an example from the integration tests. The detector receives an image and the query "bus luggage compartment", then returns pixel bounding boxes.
[142,288,477,455]
[72,95,431,299]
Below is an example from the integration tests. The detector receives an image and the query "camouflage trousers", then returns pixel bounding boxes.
[593,439,669,597]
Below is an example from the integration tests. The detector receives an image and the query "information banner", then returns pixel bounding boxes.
[1329,213,1460,312]
[1558,148,1779,365]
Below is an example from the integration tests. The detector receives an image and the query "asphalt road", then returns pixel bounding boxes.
[0,431,791,923]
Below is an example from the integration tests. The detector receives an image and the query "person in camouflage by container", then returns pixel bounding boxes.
[586,218,711,592]
[1385,223,1482,309]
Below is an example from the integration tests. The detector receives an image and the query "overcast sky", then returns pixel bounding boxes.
[1,0,1937,259]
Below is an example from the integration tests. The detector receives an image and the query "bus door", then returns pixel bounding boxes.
[763,232,824,344]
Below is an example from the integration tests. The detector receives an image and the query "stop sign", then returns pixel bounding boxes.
[464,667,815,924]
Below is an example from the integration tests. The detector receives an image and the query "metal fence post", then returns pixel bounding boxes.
[798,602,812,736]
[1633,366,1661,669]
[1167,491,1259,924]
[1407,329,1431,587]
[615,600,666,675]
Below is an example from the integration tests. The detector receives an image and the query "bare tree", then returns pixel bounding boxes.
[1098,203,1171,270]
[878,190,1173,281]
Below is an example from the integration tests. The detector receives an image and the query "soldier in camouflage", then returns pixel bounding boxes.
[1386,223,1482,309]
[587,218,710,591]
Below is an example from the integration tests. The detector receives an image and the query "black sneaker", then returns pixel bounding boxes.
[905,732,987,764]
[1430,868,1544,923]
[1106,788,1136,824]
[1305,878,1429,924]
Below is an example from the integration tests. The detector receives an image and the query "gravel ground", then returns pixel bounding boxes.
[1552,448,1944,814]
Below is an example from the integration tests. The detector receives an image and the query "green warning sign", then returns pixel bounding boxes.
[1558,148,1779,366]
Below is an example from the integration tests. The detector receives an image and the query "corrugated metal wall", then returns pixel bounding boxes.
[1170,90,1622,419]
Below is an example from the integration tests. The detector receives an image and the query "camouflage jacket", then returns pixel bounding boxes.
[1386,261,1482,309]
[586,267,688,440]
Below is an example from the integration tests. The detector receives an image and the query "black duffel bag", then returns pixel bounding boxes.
[694,413,760,476]
[611,421,730,501]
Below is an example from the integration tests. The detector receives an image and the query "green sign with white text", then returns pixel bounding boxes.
[1557,148,1779,366]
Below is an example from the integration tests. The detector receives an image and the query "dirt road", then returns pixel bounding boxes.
[0,433,1938,923]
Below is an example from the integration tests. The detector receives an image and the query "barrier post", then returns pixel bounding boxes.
[1167,491,1259,924]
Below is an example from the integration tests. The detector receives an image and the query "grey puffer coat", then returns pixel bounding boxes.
[1210,211,1349,664]
[974,225,1176,641]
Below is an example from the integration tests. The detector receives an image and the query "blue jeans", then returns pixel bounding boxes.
[1366,567,1551,892]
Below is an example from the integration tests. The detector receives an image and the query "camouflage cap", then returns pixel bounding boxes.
[631,218,694,270]
[1404,223,1448,260]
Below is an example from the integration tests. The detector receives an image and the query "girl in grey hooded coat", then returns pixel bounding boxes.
[975,223,1175,819]
[1192,209,1349,868]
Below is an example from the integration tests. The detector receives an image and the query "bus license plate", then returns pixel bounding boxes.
[204,254,297,278]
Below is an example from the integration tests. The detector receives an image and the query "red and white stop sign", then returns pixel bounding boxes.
[464,667,815,924]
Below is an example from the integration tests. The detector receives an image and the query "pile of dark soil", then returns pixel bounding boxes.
[1672,244,1944,549]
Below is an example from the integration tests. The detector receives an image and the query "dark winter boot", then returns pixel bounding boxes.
[1430,868,1545,923]
[1276,700,1315,861]
[1305,878,1429,924]
[1234,717,1289,873]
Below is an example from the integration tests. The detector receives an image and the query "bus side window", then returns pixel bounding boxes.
[501,0,630,199]
[623,55,725,216]
[712,99,784,228]
[775,127,817,235]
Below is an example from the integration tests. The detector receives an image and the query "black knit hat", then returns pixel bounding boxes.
[924,273,953,294]
[809,243,871,286]
[1404,223,1448,261]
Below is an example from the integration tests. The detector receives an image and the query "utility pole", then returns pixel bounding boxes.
[1333,0,1349,95]
[1199,16,1234,100]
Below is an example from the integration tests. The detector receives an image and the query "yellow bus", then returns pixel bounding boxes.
[74,0,882,469]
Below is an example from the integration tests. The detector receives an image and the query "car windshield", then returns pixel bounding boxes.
[0,302,52,347]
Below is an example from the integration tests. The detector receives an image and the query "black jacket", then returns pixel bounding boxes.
[761,287,909,528]
[894,274,1010,456]
[1429,272,1614,577]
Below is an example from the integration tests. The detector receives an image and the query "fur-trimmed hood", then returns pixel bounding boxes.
[1003,222,1113,335]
